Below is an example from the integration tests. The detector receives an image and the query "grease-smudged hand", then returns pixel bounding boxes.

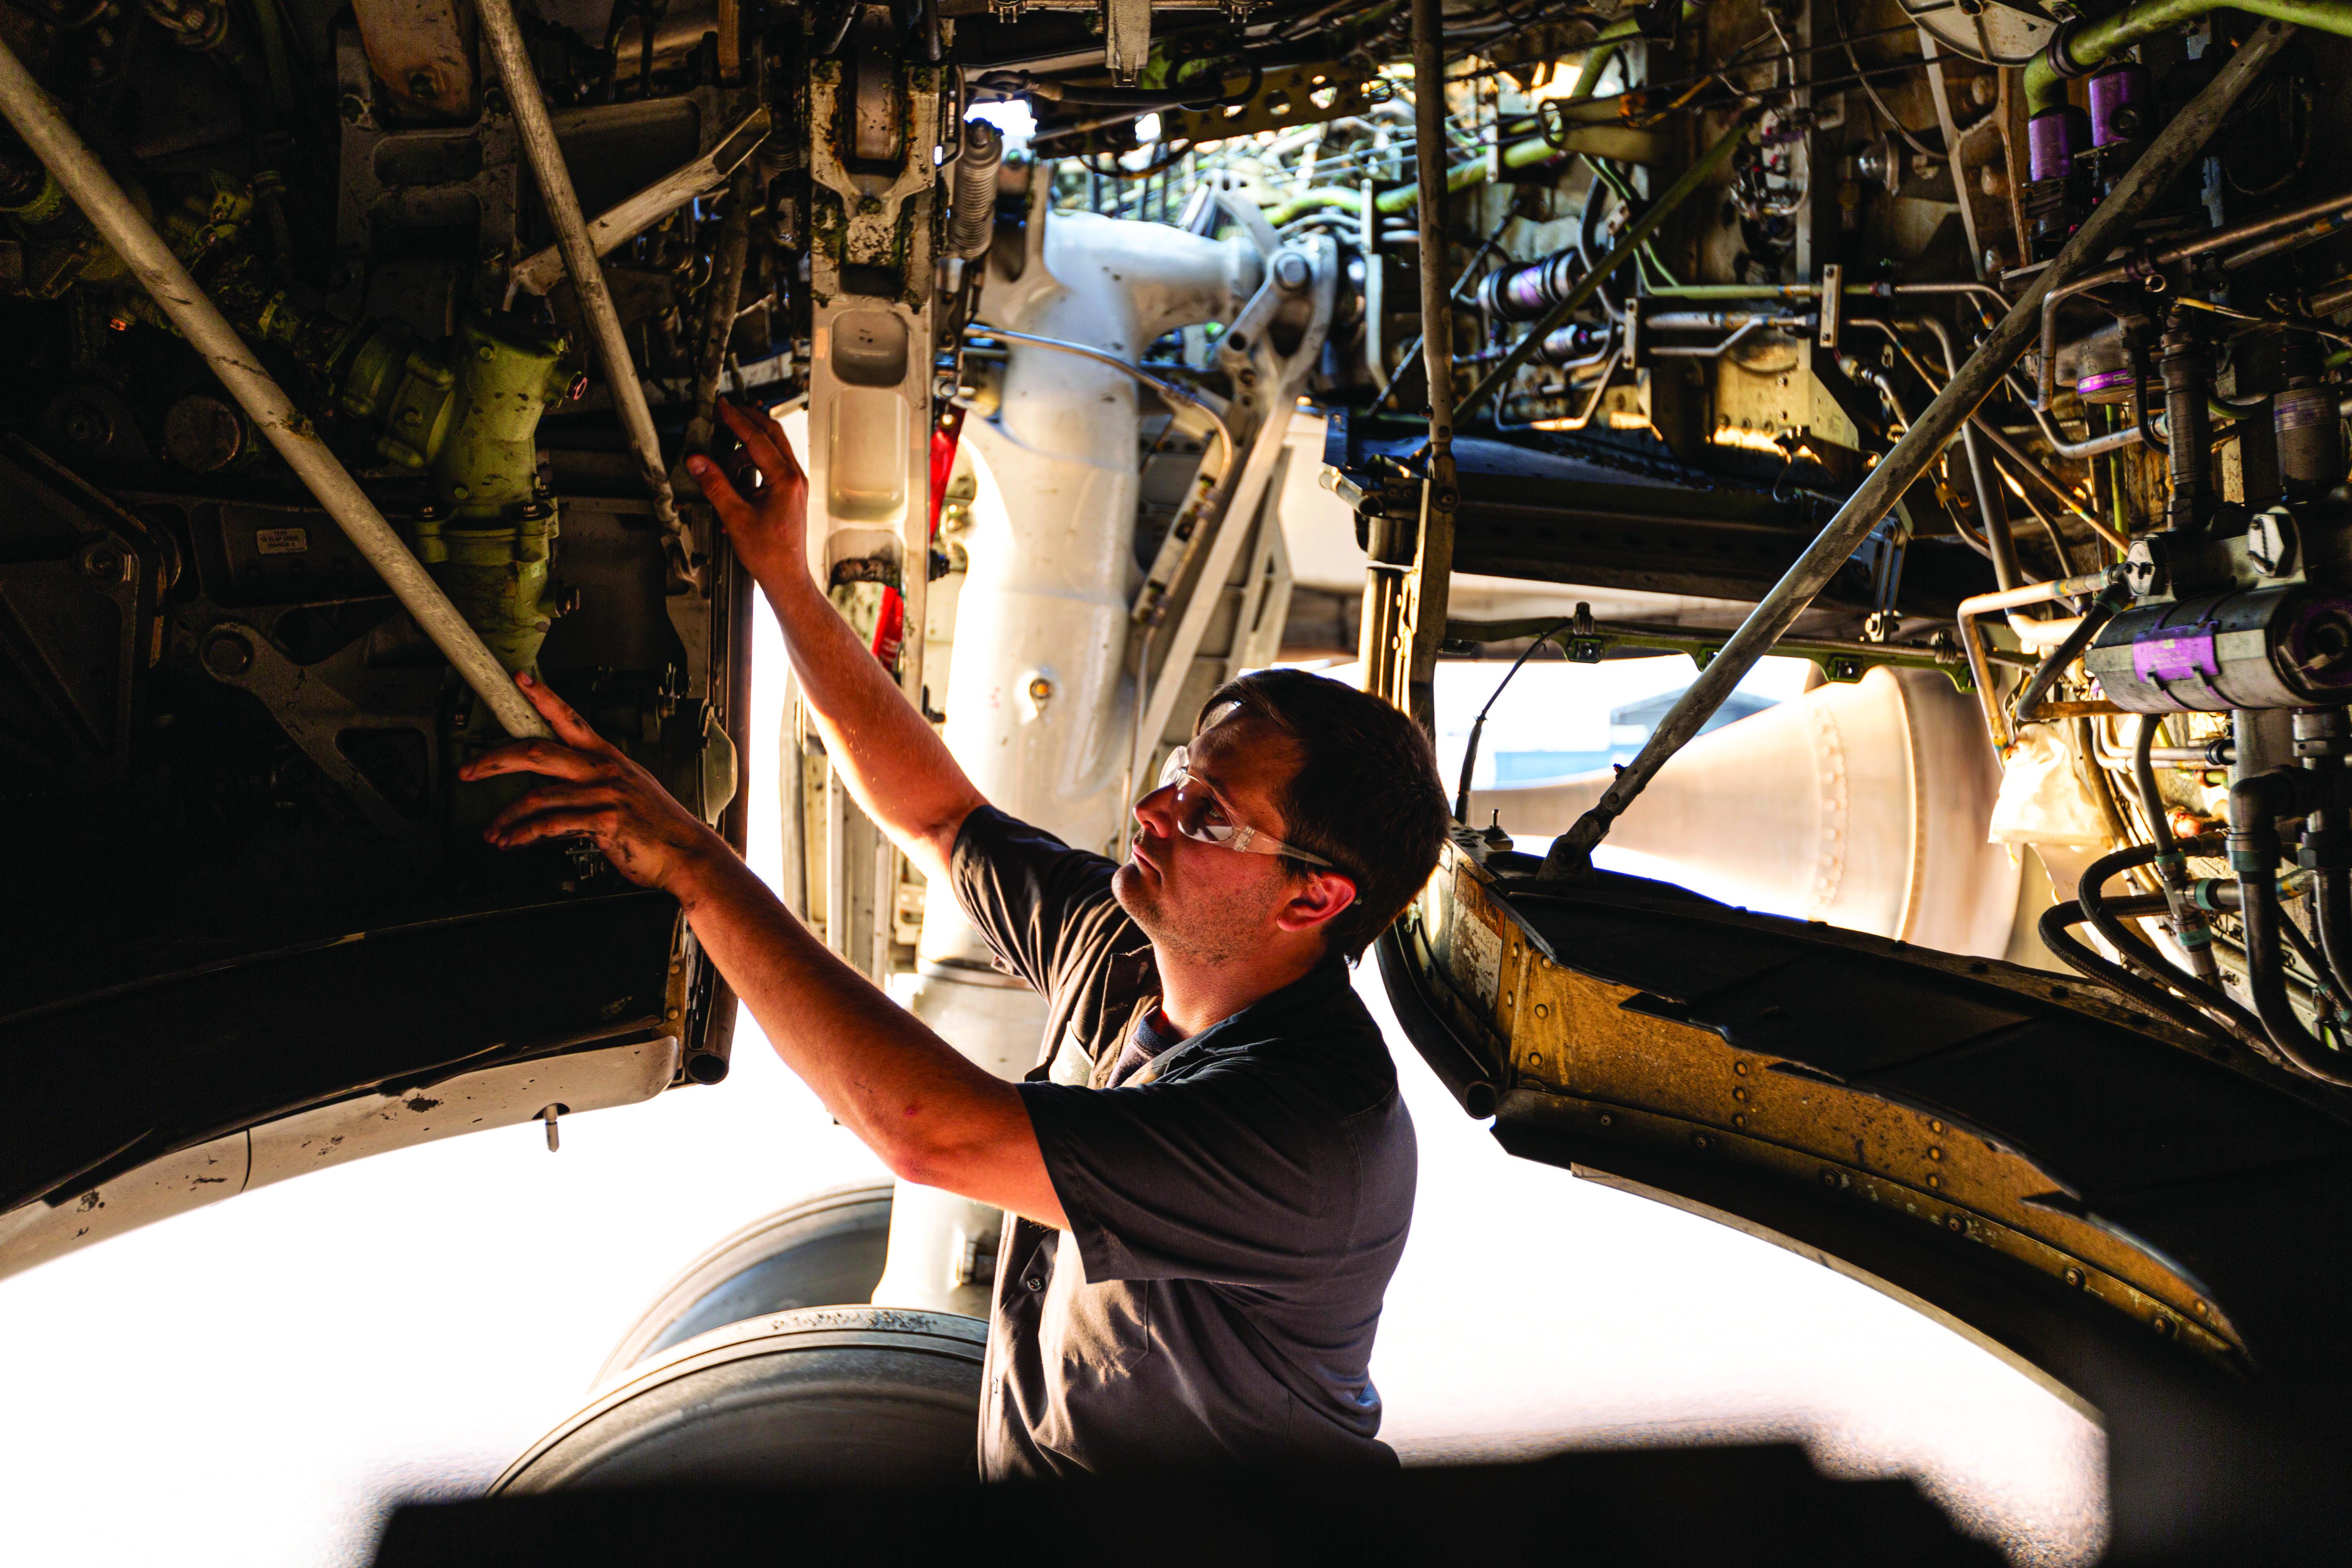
[461,671,724,895]
[690,398,809,597]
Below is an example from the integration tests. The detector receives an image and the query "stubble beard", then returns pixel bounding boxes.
[1113,858,1269,968]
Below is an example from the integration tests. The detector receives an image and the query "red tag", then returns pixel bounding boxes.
[871,585,905,670]
[929,405,967,540]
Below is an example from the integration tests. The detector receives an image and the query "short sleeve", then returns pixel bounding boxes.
[949,806,1125,997]
[1018,1060,1364,1289]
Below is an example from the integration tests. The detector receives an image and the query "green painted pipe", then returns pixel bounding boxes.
[1338,123,1663,223]
[1261,187,1366,225]
[2025,0,2352,110]
[1567,3,1699,101]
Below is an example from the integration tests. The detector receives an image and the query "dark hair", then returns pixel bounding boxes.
[1195,668,1451,962]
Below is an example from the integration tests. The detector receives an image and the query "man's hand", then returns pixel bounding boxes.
[692,398,810,596]
[461,671,726,896]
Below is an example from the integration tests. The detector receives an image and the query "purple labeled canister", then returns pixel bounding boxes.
[2089,64,2152,148]
[2029,107,2090,182]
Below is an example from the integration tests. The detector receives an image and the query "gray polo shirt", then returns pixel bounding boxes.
[949,806,1417,1480]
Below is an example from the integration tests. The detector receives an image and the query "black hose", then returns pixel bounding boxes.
[2234,872,2352,1084]
[2076,838,2269,1045]
[2230,770,2352,1086]
[2012,585,2129,726]
[2039,901,2242,1047]
[1451,623,1571,823]
[2302,712,2352,992]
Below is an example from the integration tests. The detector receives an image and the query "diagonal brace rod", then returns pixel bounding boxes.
[1540,20,2300,877]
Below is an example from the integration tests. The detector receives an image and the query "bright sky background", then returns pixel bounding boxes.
[0,581,2102,1568]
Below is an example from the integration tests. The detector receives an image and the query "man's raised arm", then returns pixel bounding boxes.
[688,399,981,884]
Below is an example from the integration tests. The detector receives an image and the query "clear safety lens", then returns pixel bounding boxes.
[1151,744,1333,867]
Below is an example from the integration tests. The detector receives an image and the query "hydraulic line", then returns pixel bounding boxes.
[2078,839,2260,1040]
[1541,21,2297,876]
[2011,584,2129,727]
[2025,0,2352,111]
[2133,717,2221,982]
[2298,709,2352,1002]
[2228,766,2352,1085]
[1458,115,1754,422]
[2036,189,2352,408]
[0,33,552,740]
[2160,311,2214,534]
[2039,901,2244,1046]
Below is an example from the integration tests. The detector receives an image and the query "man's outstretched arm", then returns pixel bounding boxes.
[689,399,979,885]
[460,673,1067,1229]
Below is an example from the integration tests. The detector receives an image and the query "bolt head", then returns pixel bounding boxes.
[77,542,126,585]
[2124,536,2166,598]
[2248,505,2297,577]
[1274,251,1312,290]
[202,629,254,677]
[59,403,112,447]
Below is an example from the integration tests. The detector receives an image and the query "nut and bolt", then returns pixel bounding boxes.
[1273,251,1312,290]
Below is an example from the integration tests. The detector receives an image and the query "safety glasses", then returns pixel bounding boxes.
[1154,744,1334,868]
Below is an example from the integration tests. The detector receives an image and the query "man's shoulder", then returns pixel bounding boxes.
[951,805,1147,984]
[1170,980,1400,1118]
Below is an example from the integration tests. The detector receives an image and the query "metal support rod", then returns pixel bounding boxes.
[477,0,688,572]
[683,167,756,464]
[0,36,553,740]
[1541,20,2297,877]
[1401,0,1457,735]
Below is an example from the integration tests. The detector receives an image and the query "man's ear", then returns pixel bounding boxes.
[1274,870,1356,934]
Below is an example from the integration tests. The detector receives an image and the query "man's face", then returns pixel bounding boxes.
[1113,715,1307,966]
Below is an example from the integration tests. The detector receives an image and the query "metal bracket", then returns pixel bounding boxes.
[510,106,772,297]
[198,619,442,860]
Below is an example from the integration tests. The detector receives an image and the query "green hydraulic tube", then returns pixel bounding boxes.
[1269,124,1663,225]
[2025,0,2352,110]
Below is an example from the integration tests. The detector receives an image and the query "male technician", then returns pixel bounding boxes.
[464,400,1452,1478]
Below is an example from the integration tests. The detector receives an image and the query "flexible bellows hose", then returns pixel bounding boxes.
[947,122,1003,262]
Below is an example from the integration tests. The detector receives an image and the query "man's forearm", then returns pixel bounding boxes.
[756,567,981,882]
[671,845,1065,1227]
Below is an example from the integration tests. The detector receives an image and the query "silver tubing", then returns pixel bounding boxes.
[0,36,553,740]
[1542,19,2300,875]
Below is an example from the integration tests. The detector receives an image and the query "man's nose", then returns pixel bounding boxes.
[1133,781,1178,836]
